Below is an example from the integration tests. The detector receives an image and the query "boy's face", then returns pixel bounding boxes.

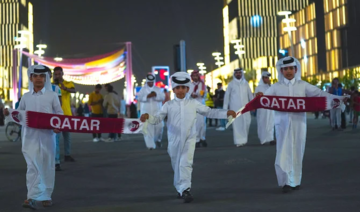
[173,86,189,99]
[30,74,46,88]
[281,66,297,80]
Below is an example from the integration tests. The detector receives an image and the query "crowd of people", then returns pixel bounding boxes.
[2,56,354,208]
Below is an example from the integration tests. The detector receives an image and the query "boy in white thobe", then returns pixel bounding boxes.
[141,72,235,203]
[137,74,165,149]
[223,68,253,147]
[254,71,275,145]
[259,57,344,193]
[5,65,63,209]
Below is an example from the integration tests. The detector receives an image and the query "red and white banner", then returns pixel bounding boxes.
[7,109,146,134]
[226,95,348,128]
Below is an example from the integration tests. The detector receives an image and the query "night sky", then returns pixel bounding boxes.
[31,0,224,95]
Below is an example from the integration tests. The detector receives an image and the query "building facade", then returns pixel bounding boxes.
[207,0,310,92]
[0,0,33,101]
[279,0,360,82]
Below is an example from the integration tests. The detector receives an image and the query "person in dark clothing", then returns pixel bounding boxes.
[214,83,226,130]
[77,104,84,117]
[130,102,138,118]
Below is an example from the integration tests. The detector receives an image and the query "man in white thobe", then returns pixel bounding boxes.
[260,57,344,193]
[137,74,165,149]
[189,70,208,148]
[254,71,275,145]
[223,68,253,147]
[4,65,63,209]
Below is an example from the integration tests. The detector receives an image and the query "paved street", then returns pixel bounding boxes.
[0,115,359,212]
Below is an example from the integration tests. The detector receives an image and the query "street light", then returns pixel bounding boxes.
[34,44,47,57]
[187,69,194,74]
[278,11,297,56]
[212,52,224,68]
[54,57,63,61]
[196,62,207,75]
[231,39,245,67]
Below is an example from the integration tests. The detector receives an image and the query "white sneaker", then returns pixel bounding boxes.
[216,127,225,131]
[236,144,245,147]
[93,138,100,142]
[102,138,114,142]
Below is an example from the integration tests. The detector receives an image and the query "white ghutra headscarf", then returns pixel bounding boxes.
[27,65,53,92]
[275,56,301,82]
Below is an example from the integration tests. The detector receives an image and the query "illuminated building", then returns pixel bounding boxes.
[0,0,34,101]
[207,0,310,92]
[279,0,360,81]
[279,2,321,78]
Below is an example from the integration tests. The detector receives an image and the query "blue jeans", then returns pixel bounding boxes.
[217,106,226,127]
[55,133,61,164]
[107,114,120,139]
[62,131,71,156]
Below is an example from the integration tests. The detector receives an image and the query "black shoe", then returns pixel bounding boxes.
[269,141,276,145]
[292,185,301,190]
[64,155,75,162]
[55,164,62,171]
[155,141,162,148]
[148,148,154,150]
[177,193,182,199]
[282,185,292,193]
[182,189,193,203]
[201,140,208,147]
[195,142,201,148]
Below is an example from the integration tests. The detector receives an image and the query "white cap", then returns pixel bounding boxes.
[171,72,191,88]
[145,74,155,83]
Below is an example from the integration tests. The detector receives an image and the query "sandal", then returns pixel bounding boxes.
[41,200,53,207]
[22,199,37,210]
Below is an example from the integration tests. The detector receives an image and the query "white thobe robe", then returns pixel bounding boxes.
[265,79,338,187]
[138,85,165,149]
[18,87,63,201]
[255,84,275,144]
[189,81,207,142]
[223,78,253,145]
[148,97,228,194]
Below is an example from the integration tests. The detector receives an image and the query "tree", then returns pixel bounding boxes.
[217,75,233,86]
[341,68,359,90]
[244,69,257,91]
[320,79,330,90]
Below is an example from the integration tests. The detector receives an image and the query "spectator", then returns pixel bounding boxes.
[205,86,215,127]
[53,66,76,162]
[89,84,104,142]
[103,85,121,142]
[77,104,84,117]
[215,83,226,130]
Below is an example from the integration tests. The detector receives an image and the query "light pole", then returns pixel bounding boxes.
[278,11,297,56]
[212,52,224,68]
[196,62,207,75]
[230,39,245,67]
[14,30,30,100]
